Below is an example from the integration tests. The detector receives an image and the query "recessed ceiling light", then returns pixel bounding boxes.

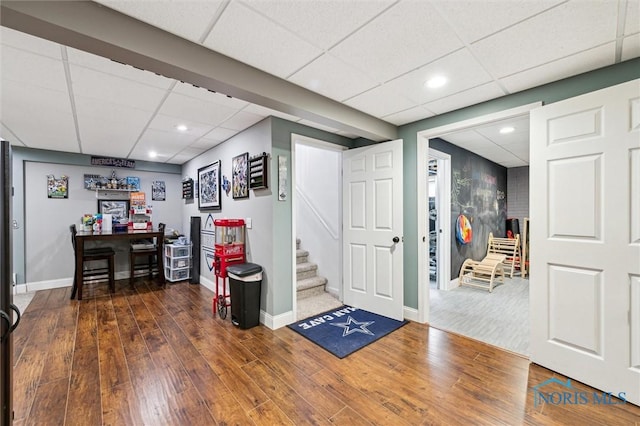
[149,151,158,158]
[425,76,447,89]
[499,126,515,134]
[176,124,188,132]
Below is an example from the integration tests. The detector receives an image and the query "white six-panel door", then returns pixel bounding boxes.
[343,139,404,321]
[530,79,640,405]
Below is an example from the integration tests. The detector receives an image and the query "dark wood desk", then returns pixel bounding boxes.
[73,229,165,300]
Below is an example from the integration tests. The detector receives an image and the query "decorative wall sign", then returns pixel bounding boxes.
[182,178,194,199]
[47,175,68,198]
[198,161,221,210]
[278,156,287,201]
[152,181,166,201]
[90,156,135,168]
[222,175,231,196]
[97,199,129,223]
[249,152,269,189]
[232,152,249,199]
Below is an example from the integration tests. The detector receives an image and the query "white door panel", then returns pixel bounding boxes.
[531,79,640,406]
[343,139,403,320]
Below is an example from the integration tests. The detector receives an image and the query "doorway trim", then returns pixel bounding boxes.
[290,133,346,321]
[415,102,541,324]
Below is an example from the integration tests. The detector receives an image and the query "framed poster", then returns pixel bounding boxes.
[152,180,166,201]
[232,152,249,199]
[198,161,221,210]
[47,174,68,199]
[97,199,129,223]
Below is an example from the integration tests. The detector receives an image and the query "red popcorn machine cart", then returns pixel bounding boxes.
[212,219,246,318]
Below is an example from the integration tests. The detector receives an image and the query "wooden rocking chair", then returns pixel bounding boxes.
[459,253,506,292]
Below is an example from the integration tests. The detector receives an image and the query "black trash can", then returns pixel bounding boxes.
[227,263,263,329]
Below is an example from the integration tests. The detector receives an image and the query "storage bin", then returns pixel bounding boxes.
[165,245,190,257]
[169,257,191,269]
[165,267,189,282]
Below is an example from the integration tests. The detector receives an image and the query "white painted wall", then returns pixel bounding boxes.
[24,161,182,285]
[294,143,341,296]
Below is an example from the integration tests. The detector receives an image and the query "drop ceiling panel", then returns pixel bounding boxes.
[220,110,266,131]
[288,53,378,102]
[384,48,493,105]
[329,1,464,83]
[0,27,62,59]
[440,131,489,147]
[1,82,77,152]
[169,146,206,164]
[244,0,394,50]
[472,1,618,78]
[147,114,213,139]
[622,34,640,62]
[424,82,505,115]
[501,43,615,93]
[202,127,238,143]
[69,65,168,111]
[434,0,563,43]
[1,46,67,92]
[66,47,174,90]
[95,0,225,43]
[383,106,435,126]
[203,1,323,78]
[189,137,223,150]
[625,0,640,35]
[0,124,20,146]
[345,84,416,118]
[131,128,195,161]
[159,92,237,126]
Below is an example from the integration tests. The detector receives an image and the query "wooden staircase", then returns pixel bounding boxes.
[296,238,328,299]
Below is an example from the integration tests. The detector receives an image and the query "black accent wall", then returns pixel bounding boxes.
[429,138,507,279]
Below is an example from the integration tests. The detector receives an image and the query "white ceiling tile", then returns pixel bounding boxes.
[0,27,62,59]
[433,0,563,43]
[203,127,239,142]
[621,34,640,62]
[0,82,77,152]
[382,106,435,126]
[147,113,213,139]
[130,128,195,161]
[288,53,378,102]
[171,146,206,160]
[66,47,174,90]
[219,110,265,131]
[500,43,616,93]
[472,1,618,78]
[330,1,464,82]
[625,0,640,35]
[1,46,68,92]
[242,104,301,122]
[1,124,24,146]
[441,130,490,147]
[345,84,416,118]
[203,2,323,78]
[244,0,394,49]
[424,82,505,115]
[190,137,223,150]
[95,0,225,43]
[160,91,238,126]
[171,82,249,109]
[69,64,168,111]
[503,159,529,168]
[475,117,530,145]
[384,49,493,104]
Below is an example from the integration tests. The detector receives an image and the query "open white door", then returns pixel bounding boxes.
[343,139,403,321]
[530,79,640,406]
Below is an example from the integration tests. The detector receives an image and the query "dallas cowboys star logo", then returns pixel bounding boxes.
[330,316,375,337]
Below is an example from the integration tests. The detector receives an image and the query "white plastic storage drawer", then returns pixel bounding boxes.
[165,267,190,282]
[168,257,191,269]
[165,244,190,258]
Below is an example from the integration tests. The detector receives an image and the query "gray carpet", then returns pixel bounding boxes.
[429,277,529,356]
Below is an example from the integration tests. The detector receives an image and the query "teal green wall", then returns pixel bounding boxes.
[399,58,640,310]
[269,117,355,316]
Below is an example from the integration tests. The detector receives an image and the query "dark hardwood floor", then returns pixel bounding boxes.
[11,278,640,425]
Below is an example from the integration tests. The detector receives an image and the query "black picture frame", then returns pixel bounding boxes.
[97,199,129,223]
[232,152,249,199]
[198,161,221,210]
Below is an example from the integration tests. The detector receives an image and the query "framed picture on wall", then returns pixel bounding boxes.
[152,180,166,201]
[232,152,249,199]
[97,199,129,223]
[198,161,221,210]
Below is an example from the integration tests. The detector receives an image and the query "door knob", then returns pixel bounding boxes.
[392,236,400,243]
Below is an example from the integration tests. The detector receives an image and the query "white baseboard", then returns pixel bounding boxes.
[448,277,460,290]
[198,275,215,293]
[261,309,294,330]
[19,277,72,293]
[403,305,419,322]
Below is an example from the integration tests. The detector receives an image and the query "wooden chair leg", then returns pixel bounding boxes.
[109,256,115,293]
[70,271,77,300]
[130,252,135,289]
[148,255,153,278]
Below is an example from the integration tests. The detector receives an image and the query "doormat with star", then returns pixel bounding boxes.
[287,305,408,358]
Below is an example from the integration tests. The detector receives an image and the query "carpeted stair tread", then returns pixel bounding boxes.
[296,275,327,291]
[296,249,309,264]
[296,262,317,273]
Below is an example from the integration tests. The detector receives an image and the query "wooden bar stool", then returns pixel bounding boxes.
[70,224,115,300]
[129,223,165,288]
